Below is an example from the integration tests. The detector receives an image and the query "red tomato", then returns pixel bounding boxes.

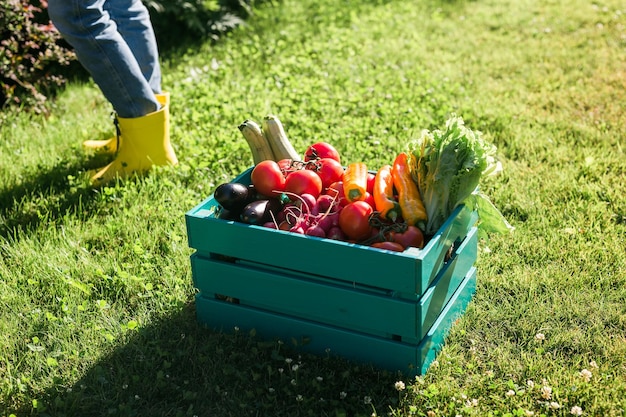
[326,181,348,207]
[363,191,376,210]
[285,169,323,198]
[310,158,344,190]
[391,225,425,249]
[366,172,376,194]
[304,142,341,164]
[338,201,373,241]
[277,158,296,175]
[251,160,286,197]
[371,241,405,252]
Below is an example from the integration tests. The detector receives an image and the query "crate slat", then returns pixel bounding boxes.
[194,266,477,375]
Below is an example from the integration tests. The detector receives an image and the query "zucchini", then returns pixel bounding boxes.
[239,119,275,164]
[262,114,301,161]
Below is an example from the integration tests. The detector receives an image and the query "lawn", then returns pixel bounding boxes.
[1,0,625,416]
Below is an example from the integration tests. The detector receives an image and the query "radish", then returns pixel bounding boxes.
[326,226,346,241]
[315,211,339,233]
[296,193,319,216]
[290,225,305,234]
[316,194,337,213]
[305,224,326,238]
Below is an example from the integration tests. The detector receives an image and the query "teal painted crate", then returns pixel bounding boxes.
[194,266,476,375]
[185,167,479,375]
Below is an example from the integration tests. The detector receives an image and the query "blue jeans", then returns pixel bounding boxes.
[48,0,161,118]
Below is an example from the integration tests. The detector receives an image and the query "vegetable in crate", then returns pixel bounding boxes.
[213,182,253,212]
[373,164,401,222]
[251,160,286,197]
[408,114,512,236]
[304,142,341,164]
[239,119,275,164]
[342,162,369,203]
[392,153,428,229]
[240,198,283,225]
[262,115,301,161]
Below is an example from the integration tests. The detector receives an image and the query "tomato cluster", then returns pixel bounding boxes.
[214,141,425,252]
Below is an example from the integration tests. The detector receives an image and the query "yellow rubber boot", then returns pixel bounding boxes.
[82,92,170,155]
[89,94,178,186]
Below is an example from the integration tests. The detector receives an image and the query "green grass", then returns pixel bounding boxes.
[1,0,626,415]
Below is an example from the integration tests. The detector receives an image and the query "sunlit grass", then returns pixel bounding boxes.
[1,0,625,415]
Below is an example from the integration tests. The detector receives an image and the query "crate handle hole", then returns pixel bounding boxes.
[215,294,240,304]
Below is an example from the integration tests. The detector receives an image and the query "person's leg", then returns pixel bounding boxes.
[47,0,159,118]
[104,0,161,94]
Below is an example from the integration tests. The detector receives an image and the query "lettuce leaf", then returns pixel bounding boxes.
[408,114,506,236]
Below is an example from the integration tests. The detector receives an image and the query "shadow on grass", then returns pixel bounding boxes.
[0,155,110,241]
[12,301,399,417]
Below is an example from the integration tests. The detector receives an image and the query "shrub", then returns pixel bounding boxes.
[0,0,75,114]
[146,0,254,47]
[0,0,258,114]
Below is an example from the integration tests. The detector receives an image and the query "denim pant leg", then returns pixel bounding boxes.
[105,0,161,94]
[48,0,160,118]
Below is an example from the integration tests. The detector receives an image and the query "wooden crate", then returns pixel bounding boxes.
[186,168,479,375]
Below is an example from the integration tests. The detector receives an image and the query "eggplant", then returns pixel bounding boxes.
[217,207,239,221]
[214,182,252,211]
[240,198,282,225]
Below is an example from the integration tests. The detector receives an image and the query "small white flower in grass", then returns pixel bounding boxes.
[486,370,494,377]
[579,369,592,382]
[278,368,284,373]
[268,388,275,393]
[541,385,552,400]
[363,396,372,404]
[550,401,561,410]
[340,391,347,399]
[292,364,299,371]
[296,394,303,402]
[506,389,515,397]
[524,410,534,416]
[570,405,583,415]
[527,379,535,388]
[291,379,296,386]
[465,398,479,407]
[394,381,406,391]
[285,358,293,364]
[316,376,323,382]
[535,333,545,341]
[589,360,598,369]
[134,395,140,400]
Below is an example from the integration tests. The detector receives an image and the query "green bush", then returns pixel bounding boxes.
[147,0,254,48]
[0,0,75,114]
[0,0,259,114]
